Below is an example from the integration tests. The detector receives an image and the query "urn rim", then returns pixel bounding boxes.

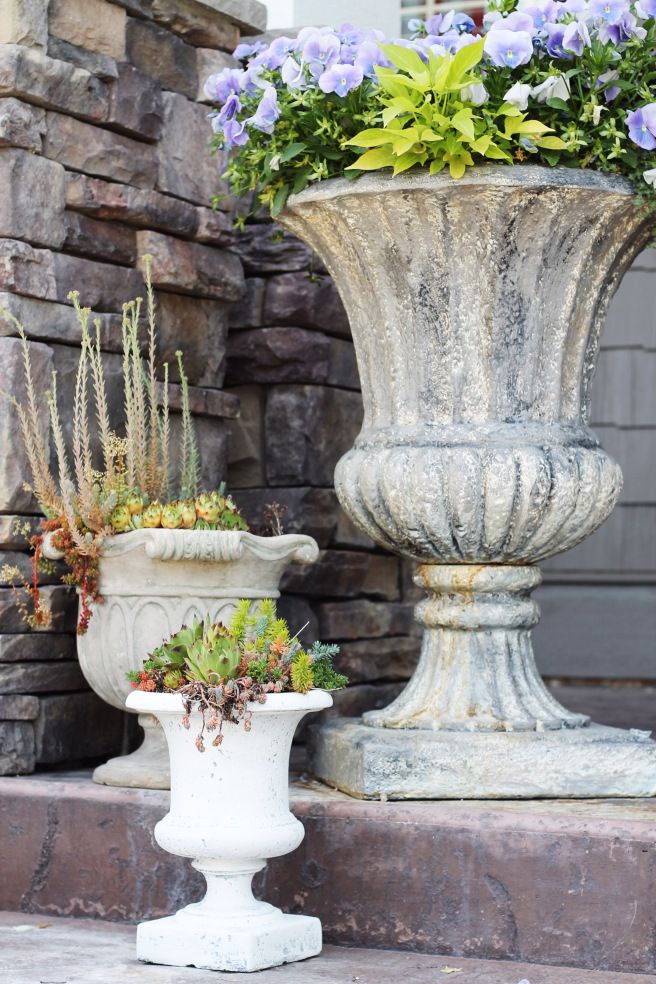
[126,689,334,715]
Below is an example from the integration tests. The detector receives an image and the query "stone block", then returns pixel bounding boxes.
[107,62,163,141]
[547,681,656,734]
[233,226,312,275]
[330,636,420,684]
[49,0,127,59]
[34,691,125,764]
[263,272,350,338]
[0,96,45,151]
[0,292,119,351]
[229,277,265,328]
[0,0,48,48]
[0,585,76,634]
[0,552,62,586]
[145,0,240,49]
[227,327,359,389]
[48,344,122,459]
[0,44,109,122]
[0,693,38,718]
[0,238,55,298]
[46,37,119,81]
[195,206,234,245]
[265,385,363,486]
[0,514,40,549]
[168,413,229,493]
[65,173,198,236]
[0,719,34,773]
[0,335,52,513]
[156,90,228,205]
[126,16,198,99]
[281,550,400,602]
[0,148,66,248]
[44,112,157,189]
[294,681,403,742]
[274,595,318,646]
[226,384,265,487]
[196,47,236,103]
[229,486,340,545]
[0,660,86,694]
[52,253,144,311]
[165,380,239,419]
[0,633,76,662]
[317,600,418,641]
[136,231,244,301]
[62,212,137,266]
[155,292,228,387]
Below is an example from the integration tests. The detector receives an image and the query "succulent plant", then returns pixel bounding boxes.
[161,502,183,529]
[125,490,144,516]
[109,504,131,533]
[179,500,197,529]
[195,493,221,525]
[142,501,162,528]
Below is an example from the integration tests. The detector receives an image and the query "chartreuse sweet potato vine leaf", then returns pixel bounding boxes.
[345,41,565,180]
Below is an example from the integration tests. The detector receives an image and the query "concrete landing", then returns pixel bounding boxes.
[2,772,656,975]
[2,912,655,984]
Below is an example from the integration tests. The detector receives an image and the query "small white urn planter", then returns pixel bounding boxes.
[126,688,332,973]
[279,165,656,799]
[45,529,318,789]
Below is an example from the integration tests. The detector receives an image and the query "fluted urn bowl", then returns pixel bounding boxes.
[278,166,656,798]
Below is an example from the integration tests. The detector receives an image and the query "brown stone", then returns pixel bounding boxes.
[136,230,244,301]
[317,600,418,641]
[263,272,350,338]
[233,225,312,274]
[156,90,229,205]
[274,595,318,645]
[46,37,119,81]
[294,682,403,742]
[0,0,48,48]
[228,486,340,545]
[0,238,55,298]
[227,327,359,389]
[229,277,265,328]
[0,719,34,773]
[146,0,240,49]
[0,44,109,122]
[0,97,45,151]
[155,291,229,387]
[107,61,163,141]
[196,47,237,103]
[52,252,144,311]
[43,112,157,189]
[0,515,40,550]
[0,292,119,351]
[62,212,137,266]
[0,693,39,718]
[65,173,198,236]
[168,412,230,493]
[49,0,127,59]
[126,16,198,99]
[195,206,234,245]
[0,634,76,663]
[0,148,66,249]
[164,381,239,419]
[0,585,76,634]
[34,692,125,764]
[281,550,400,602]
[264,385,363,486]
[330,635,420,683]
[225,384,265,488]
[0,661,86,694]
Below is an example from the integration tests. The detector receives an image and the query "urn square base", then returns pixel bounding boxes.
[309,719,656,800]
[137,906,322,973]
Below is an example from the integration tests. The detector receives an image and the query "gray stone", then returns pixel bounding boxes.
[141,0,240,49]
[0,551,62,586]
[0,292,119,351]
[295,681,404,742]
[0,719,34,773]
[126,16,198,99]
[0,661,86,694]
[46,37,119,81]
[0,633,76,662]
[0,97,45,151]
[165,380,239,419]
[543,504,656,573]
[43,112,158,189]
[52,252,144,311]
[226,385,265,487]
[0,335,52,513]
[229,277,264,328]
[62,212,137,266]
[195,206,234,245]
[107,61,163,141]
[155,292,229,387]
[228,486,341,546]
[34,692,125,764]
[156,91,228,205]
[331,636,420,684]
[265,385,363,486]
[595,425,656,502]
[0,585,76,634]
[169,415,229,494]
[0,514,40,549]
[136,231,244,301]
[196,47,237,103]
[263,272,350,338]
[281,550,400,602]
[547,681,656,734]
[0,44,109,122]
[274,596,318,646]
[65,173,198,236]
[0,238,56,298]
[232,226,312,274]
[0,0,48,48]
[0,693,39,718]
[317,600,418,641]
[0,148,66,248]
[227,327,358,389]
[48,0,127,59]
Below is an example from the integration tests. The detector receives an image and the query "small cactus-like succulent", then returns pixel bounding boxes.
[125,490,144,516]
[142,501,162,528]
[195,493,221,525]
[109,504,131,533]
[179,500,197,529]
[161,502,183,529]
[163,669,183,690]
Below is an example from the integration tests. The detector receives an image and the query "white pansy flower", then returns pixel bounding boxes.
[592,104,604,125]
[531,75,570,104]
[643,168,656,188]
[461,82,489,106]
[503,81,532,111]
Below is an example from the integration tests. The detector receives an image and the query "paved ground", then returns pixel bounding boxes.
[2,912,655,984]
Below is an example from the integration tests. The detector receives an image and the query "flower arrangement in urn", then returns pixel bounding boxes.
[205,0,656,214]
[1,258,247,634]
[128,597,347,751]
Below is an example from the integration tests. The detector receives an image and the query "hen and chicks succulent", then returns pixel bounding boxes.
[109,487,248,534]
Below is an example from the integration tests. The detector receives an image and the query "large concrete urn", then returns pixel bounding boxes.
[46,529,318,789]
[279,165,656,799]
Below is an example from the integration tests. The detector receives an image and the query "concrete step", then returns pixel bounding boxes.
[2,772,656,976]
[2,911,655,984]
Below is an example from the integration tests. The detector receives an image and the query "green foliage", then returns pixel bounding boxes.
[176,350,200,500]
[290,650,314,694]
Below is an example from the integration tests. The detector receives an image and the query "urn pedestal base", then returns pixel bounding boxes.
[93,714,169,789]
[309,720,656,800]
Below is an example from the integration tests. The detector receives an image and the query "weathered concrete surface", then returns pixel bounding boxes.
[1,912,654,984]
[2,773,656,974]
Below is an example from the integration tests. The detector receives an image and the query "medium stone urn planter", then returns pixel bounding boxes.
[279,165,656,799]
[126,688,332,972]
[46,529,318,789]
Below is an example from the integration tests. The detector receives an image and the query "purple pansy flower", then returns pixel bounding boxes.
[589,0,630,22]
[355,40,391,76]
[217,92,240,125]
[232,41,266,61]
[517,0,559,28]
[302,31,341,78]
[426,14,446,32]
[408,17,425,34]
[563,19,591,53]
[281,55,305,88]
[556,0,589,16]
[626,103,656,149]
[318,62,364,96]
[484,28,534,66]
[203,68,242,104]
[598,11,646,40]
[543,23,568,56]
[596,69,621,101]
[258,35,298,70]
[489,10,536,33]
[223,118,248,147]
[636,0,656,16]
[247,86,280,134]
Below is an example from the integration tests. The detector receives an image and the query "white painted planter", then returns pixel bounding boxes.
[126,688,332,973]
[44,529,318,789]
